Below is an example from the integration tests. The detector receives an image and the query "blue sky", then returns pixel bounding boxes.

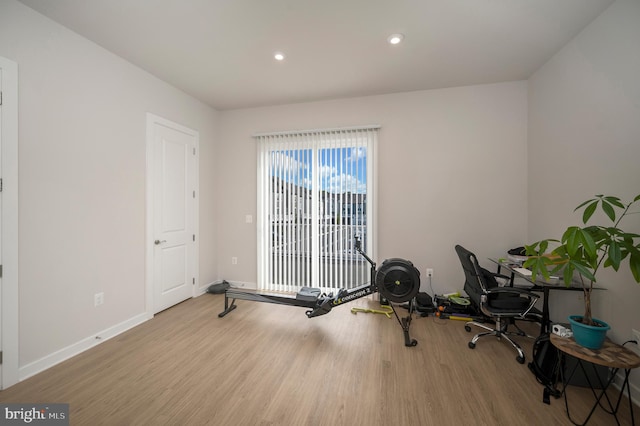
[271,147,367,194]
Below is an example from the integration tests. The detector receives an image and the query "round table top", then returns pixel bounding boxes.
[550,333,640,369]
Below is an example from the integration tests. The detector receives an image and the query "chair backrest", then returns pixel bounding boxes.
[454,245,490,306]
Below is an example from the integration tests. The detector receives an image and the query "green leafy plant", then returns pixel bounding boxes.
[524,194,640,326]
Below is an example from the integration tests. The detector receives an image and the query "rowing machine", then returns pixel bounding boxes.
[218,237,421,346]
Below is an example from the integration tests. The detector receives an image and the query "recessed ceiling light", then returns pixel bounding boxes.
[387,33,404,45]
[274,52,285,61]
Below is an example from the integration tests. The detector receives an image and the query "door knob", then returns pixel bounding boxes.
[154,240,167,245]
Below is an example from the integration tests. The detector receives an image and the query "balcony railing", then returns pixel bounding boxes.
[269,222,369,290]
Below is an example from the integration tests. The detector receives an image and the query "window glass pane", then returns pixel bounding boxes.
[257,129,376,292]
[270,149,312,288]
[318,147,368,289]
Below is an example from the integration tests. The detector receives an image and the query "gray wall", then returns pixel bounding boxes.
[528,0,640,391]
[0,0,219,372]
[217,82,529,293]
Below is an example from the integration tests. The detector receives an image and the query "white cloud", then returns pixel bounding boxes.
[271,151,307,177]
[324,173,366,194]
[345,147,366,162]
[271,149,366,193]
[319,164,337,179]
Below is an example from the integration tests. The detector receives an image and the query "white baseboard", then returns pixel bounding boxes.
[19,312,152,382]
[196,283,211,295]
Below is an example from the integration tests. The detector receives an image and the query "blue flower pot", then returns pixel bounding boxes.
[568,315,610,350]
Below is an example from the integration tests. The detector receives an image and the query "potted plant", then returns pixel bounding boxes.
[523,194,640,349]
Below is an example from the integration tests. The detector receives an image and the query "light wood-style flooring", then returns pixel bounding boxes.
[0,294,636,425]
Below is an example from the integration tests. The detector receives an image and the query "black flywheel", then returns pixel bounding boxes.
[375,258,421,303]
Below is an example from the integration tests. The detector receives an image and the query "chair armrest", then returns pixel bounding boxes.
[483,287,540,318]
[486,287,540,300]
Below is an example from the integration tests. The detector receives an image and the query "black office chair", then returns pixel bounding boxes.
[455,245,540,364]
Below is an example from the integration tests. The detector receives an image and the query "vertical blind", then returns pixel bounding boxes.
[256,126,378,293]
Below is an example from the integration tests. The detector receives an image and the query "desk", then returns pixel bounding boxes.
[489,259,594,335]
[551,334,640,425]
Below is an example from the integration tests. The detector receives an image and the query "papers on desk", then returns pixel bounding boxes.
[513,267,562,284]
[492,258,564,286]
[513,267,532,276]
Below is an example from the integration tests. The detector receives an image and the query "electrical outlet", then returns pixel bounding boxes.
[232,257,238,265]
[426,268,434,277]
[94,292,104,307]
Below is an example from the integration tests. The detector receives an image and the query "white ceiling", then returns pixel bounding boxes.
[18,0,614,111]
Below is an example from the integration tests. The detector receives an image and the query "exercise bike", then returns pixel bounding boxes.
[218,237,422,347]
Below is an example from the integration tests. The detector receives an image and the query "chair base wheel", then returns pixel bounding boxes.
[516,355,525,364]
[468,342,476,349]
[465,325,471,332]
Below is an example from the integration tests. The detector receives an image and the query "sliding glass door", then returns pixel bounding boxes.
[256,127,377,293]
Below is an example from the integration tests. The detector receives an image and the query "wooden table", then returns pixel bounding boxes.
[551,334,640,425]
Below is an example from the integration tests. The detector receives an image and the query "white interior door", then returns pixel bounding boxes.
[147,114,198,314]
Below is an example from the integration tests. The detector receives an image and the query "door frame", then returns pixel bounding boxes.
[145,113,199,316]
[0,56,19,389]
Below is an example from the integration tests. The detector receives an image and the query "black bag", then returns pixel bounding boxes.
[508,246,528,256]
[416,292,433,309]
[528,333,561,403]
[206,280,230,294]
[415,292,435,316]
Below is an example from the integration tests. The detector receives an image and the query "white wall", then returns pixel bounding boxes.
[217,82,529,294]
[528,0,640,387]
[0,0,219,374]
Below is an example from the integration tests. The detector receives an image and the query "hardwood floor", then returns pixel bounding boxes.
[1,294,636,425]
